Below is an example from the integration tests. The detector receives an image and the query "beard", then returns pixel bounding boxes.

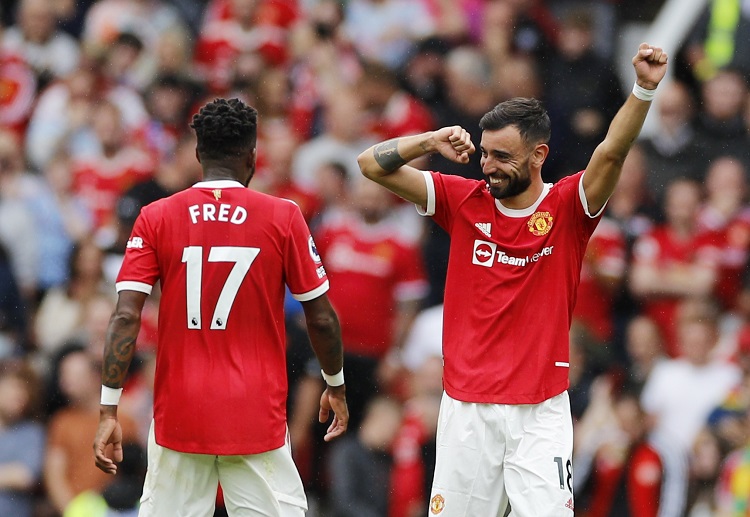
[486,160,532,200]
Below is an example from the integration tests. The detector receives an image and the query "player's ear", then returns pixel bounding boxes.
[195,148,201,164]
[532,143,549,167]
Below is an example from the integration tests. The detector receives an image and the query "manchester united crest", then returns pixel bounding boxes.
[527,211,553,236]
[430,494,445,514]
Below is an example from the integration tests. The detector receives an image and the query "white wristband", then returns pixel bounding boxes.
[321,368,345,387]
[632,82,656,102]
[101,385,123,406]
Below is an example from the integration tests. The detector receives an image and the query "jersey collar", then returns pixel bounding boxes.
[192,180,246,189]
[494,183,551,218]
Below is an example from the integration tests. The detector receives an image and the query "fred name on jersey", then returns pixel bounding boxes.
[188,202,248,225]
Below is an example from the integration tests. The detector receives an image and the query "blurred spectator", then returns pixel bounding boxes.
[43,347,138,514]
[0,129,40,301]
[714,410,750,516]
[24,62,148,171]
[640,81,705,202]
[357,60,434,141]
[686,428,724,517]
[193,0,294,93]
[0,244,26,359]
[681,0,750,83]
[291,87,376,190]
[568,323,600,422]
[82,0,188,59]
[343,0,435,70]
[640,298,742,516]
[254,123,322,223]
[2,0,80,88]
[136,74,196,165]
[693,69,750,170]
[398,37,449,109]
[0,361,45,517]
[33,240,112,359]
[624,315,667,394]
[310,160,350,230]
[287,0,361,139]
[34,154,94,295]
[630,178,721,356]
[574,381,664,517]
[398,304,443,377]
[69,101,154,234]
[544,7,624,181]
[477,0,557,62]
[388,360,441,517]
[327,396,403,517]
[697,157,750,314]
[0,32,36,142]
[573,216,627,349]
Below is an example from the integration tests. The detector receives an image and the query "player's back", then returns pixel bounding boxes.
[120,179,327,454]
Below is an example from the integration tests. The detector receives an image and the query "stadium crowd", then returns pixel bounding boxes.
[1,0,750,515]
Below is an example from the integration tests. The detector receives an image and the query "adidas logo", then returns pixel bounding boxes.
[565,498,574,511]
[475,222,491,238]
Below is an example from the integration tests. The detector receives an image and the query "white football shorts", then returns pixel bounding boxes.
[428,391,574,517]
[138,421,307,517]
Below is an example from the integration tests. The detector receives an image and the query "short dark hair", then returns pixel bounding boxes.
[479,98,551,146]
[190,98,258,160]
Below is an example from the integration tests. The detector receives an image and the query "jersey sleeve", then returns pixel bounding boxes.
[116,208,159,294]
[284,204,329,301]
[557,171,603,239]
[415,171,479,233]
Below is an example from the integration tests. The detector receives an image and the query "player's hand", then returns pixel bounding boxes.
[632,43,668,90]
[93,407,124,474]
[432,126,475,164]
[319,384,348,442]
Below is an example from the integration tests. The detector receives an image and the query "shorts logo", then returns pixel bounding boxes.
[472,240,496,267]
[308,236,322,263]
[565,498,574,511]
[430,494,445,514]
[527,211,553,236]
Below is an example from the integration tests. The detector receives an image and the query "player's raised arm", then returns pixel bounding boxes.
[357,126,475,206]
[93,290,147,474]
[583,43,668,214]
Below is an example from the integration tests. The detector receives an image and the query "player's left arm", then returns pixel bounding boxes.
[583,43,668,214]
[94,289,147,474]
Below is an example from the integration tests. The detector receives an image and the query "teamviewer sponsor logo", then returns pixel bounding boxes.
[472,240,496,267]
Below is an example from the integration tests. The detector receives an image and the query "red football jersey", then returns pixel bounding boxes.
[421,170,600,404]
[631,226,720,356]
[315,211,428,358]
[573,216,626,343]
[116,180,329,455]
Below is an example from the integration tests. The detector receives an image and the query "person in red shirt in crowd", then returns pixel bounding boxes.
[0,29,36,140]
[194,0,298,93]
[573,216,627,347]
[574,381,663,517]
[630,178,721,357]
[71,101,154,233]
[313,178,428,424]
[697,156,750,314]
[357,60,435,141]
[93,98,348,516]
[357,43,668,516]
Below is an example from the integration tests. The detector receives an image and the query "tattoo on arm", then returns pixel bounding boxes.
[373,139,407,172]
[102,329,137,388]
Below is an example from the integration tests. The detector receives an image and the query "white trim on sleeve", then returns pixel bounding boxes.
[415,170,436,216]
[116,281,153,294]
[292,280,329,302]
[579,171,608,218]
